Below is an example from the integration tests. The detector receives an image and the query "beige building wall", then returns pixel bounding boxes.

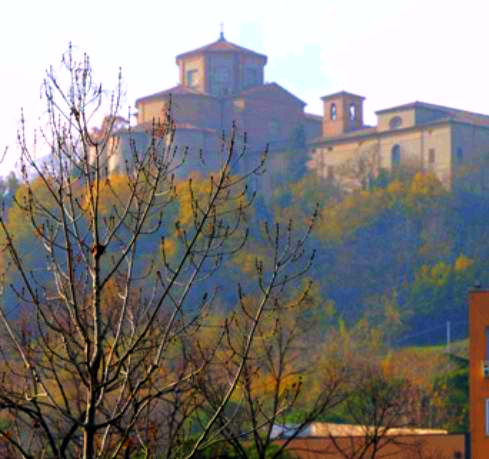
[420,125,452,186]
[308,124,453,189]
[451,123,489,192]
[137,100,168,125]
[181,55,206,92]
[308,139,378,174]
[377,108,416,132]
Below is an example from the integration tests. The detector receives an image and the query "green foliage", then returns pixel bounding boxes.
[195,442,297,458]
[432,355,468,432]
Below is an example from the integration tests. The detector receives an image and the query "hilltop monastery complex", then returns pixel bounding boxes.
[105,33,489,192]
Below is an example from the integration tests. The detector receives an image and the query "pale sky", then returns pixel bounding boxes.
[1,0,489,174]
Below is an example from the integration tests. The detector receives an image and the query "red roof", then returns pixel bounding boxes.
[237,83,305,106]
[135,85,215,106]
[176,35,267,62]
[131,121,217,134]
[376,101,489,127]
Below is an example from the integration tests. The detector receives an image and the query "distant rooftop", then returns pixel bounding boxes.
[135,85,216,106]
[321,91,366,101]
[176,34,267,62]
[376,101,489,127]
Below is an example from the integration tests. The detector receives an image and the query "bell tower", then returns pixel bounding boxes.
[321,91,365,137]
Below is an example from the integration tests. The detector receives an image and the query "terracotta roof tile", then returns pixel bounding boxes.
[176,36,267,62]
[130,121,217,134]
[321,91,366,101]
[236,82,305,106]
[376,101,489,126]
[135,85,215,105]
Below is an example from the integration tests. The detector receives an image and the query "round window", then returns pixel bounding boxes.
[389,116,402,129]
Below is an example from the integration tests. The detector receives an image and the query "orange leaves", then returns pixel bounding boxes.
[454,254,474,272]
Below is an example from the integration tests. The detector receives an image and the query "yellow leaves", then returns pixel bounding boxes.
[380,353,395,379]
[315,172,447,243]
[160,236,176,259]
[409,171,444,197]
[386,179,404,195]
[319,189,385,242]
[174,173,205,227]
[415,254,473,288]
[237,252,260,275]
[454,254,473,272]
[404,171,446,215]
[96,174,131,214]
[415,262,450,287]
[430,261,451,286]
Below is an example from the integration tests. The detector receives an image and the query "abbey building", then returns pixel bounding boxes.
[309,92,489,191]
[106,34,489,192]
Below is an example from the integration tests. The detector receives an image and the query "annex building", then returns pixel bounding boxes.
[308,92,489,191]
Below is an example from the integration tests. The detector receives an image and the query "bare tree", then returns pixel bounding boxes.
[194,274,345,459]
[328,363,420,459]
[0,46,317,458]
[334,145,381,192]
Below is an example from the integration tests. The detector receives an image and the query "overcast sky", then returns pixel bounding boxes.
[1,0,488,173]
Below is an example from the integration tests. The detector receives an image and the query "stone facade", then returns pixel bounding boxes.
[101,35,489,193]
[103,33,322,179]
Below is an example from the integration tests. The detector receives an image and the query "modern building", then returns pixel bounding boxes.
[469,289,489,457]
[308,92,489,191]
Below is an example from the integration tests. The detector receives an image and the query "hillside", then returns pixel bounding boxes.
[2,164,486,347]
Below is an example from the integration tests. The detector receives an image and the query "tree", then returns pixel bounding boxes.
[0,46,317,458]
[195,280,344,459]
[334,145,381,192]
[328,364,416,459]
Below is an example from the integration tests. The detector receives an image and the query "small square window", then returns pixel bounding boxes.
[456,147,463,164]
[186,70,198,87]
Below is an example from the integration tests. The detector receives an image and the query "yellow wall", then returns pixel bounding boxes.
[182,55,205,92]
[137,100,168,125]
[377,108,416,132]
[308,124,453,189]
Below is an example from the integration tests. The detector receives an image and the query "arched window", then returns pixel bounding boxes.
[349,103,356,121]
[330,103,337,121]
[391,144,401,167]
[456,147,464,164]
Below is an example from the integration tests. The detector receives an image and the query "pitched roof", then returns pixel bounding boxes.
[376,101,489,127]
[236,83,305,106]
[127,121,217,135]
[176,35,267,62]
[304,112,323,122]
[321,91,366,101]
[135,85,215,106]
